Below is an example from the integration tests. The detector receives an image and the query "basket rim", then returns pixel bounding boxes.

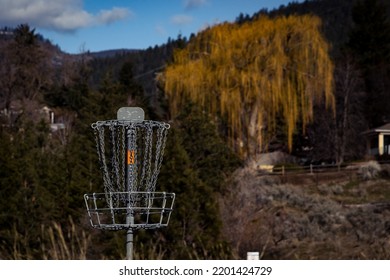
[91,119,170,129]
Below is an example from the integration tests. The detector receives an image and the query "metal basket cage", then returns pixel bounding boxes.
[85,108,175,259]
[91,120,170,195]
[84,191,175,231]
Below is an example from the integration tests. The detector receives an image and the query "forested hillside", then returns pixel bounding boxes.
[0,0,390,259]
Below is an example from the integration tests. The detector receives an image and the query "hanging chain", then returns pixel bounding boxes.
[91,124,115,208]
[120,125,126,192]
[91,120,170,196]
[150,125,168,192]
[141,125,153,192]
[126,123,138,192]
[111,125,121,193]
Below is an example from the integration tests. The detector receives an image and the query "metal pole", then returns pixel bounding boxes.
[126,127,135,260]
[126,223,134,260]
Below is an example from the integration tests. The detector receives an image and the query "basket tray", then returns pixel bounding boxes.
[84,191,175,231]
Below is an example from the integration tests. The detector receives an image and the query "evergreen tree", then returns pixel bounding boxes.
[347,0,390,127]
[9,24,51,102]
[175,104,241,192]
[0,117,71,258]
[155,129,228,259]
[348,0,390,67]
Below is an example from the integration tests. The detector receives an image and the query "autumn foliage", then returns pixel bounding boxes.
[161,15,334,156]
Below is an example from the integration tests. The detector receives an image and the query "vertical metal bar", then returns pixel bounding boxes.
[126,223,134,260]
[92,193,101,227]
[109,192,115,225]
[126,127,135,260]
[160,192,167,225]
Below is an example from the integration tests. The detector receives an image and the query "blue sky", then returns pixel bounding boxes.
[0,0,304,54]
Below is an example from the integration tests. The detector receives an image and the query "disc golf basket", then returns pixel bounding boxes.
[84,107,175,260]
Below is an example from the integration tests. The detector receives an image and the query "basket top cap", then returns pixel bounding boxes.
[117,107,144,122]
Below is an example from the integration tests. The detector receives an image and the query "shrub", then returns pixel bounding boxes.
[379,164,390,178]
[359,161,381,180]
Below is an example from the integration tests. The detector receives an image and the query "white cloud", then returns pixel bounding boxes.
[97,7,130,24]
[171,14,193,25]
[184,0,208,10]
[0,0,132,32]
[155,25,167,36]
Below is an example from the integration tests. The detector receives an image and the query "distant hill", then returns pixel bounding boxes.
[87,0,365,94]
[88,49,140,59]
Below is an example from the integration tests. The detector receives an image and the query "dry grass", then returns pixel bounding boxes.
[40,217,91,260]
[220,166,390,259]
[3,217,92,260]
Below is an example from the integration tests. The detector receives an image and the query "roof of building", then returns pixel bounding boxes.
[363,123,390,135]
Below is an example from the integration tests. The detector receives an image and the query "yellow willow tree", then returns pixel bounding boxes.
[159,15,334,157]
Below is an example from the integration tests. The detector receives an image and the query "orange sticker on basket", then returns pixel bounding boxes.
[127,150,135,165]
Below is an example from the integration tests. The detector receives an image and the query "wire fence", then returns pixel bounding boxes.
[272,163,351,175]
[257,161,390,185]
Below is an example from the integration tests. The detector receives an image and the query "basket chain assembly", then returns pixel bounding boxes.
[84,108,175,260]
[86,119,174,230]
